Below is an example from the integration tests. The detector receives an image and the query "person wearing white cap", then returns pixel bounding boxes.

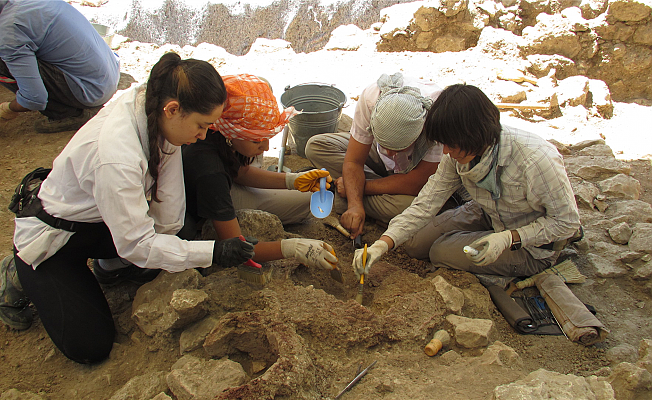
[305,72,449,239]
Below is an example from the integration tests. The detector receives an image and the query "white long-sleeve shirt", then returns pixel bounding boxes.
[14,84,214,271]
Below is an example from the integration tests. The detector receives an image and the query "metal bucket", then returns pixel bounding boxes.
[91,23,114,48]
[280,83,347,158]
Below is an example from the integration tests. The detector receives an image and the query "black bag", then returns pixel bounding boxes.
[8,167,52,218]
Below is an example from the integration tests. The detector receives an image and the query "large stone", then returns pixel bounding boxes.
[180,317,219,354]
[564,156,631,180]
[598,174,641,200]
[446,314,495,348]
[587,253,628,278]
[605,201,652,226]
[0,390,45,400]
[608,222,633,244]
[607,362,652,400]
[432,275,465,313]
[578,144,615,157]
[629,223,652,254]
[556,75,590,107]
[608,0,652,22]
[478,341,522,368]
[493,368,615,399]
[108,371,168,400]
[606,343,639,365]
[570,177,600,209]
[132,269,203,336]
[167,355,247,400]
[521,11,584,59]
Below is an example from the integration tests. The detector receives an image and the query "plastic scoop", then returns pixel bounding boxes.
[310,168,333,219]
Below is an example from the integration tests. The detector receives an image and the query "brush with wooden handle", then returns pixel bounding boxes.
[355,244,367,305]
[322,214,351,238]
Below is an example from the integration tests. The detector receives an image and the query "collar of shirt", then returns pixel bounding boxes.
[377,142,415,173]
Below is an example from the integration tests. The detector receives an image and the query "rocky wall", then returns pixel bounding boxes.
[377,0,652,102]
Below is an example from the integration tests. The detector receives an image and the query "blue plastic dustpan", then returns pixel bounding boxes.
[310,168,333,219]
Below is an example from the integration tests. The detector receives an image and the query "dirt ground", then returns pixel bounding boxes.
[1,83,652,399]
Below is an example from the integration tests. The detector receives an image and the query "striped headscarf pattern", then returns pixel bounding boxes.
[212,74,298,141]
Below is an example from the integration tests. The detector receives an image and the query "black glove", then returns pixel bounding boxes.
[212,236,258,267]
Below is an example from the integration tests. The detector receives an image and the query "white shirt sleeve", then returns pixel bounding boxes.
[350,83,380,145]
[92,157,213,273]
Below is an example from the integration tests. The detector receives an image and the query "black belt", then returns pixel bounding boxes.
[35,208,102,233]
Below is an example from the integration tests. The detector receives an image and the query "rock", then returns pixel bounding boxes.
[150,393,173,400]
[570,177,600,209]
[578,144,615,157]
[556,75,590,107]
[432,275,465,313]
[497,82,528,103]
[167,355,247,400]
[587,78,614,118]
[638,339,652,374]
[479,341,522,368]
[180,317,218,354]
[439,350,462,365]
[108,371,168,400]
[633,262,652,280]
[605,201,652,226]
[170,289,209,325]
[598,174,641,200]
[564,156,631,180]
[629,223,652,254]
[606,362,652,400]
[608,222,633,244]
[580,0,609,19]
[526,54,577,80]
[132,269,203,336]
[569,139,606,151]
[606,343,639,365]
[493,368,615,399]
[587,253,628,278]
[548,139,571,155]
[607,0,652,22]
[445,314,495,349]
[521,11,584,59]
[618,251,644,263]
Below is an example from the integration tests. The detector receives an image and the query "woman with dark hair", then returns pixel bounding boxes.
[0,53,257,364]
[351,83,581,280]
[181,74,339,268]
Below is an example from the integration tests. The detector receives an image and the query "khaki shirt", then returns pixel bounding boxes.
[384,126,581,260]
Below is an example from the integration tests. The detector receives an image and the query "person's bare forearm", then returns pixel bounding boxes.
[363,174,423,196]
[10,100,29,112]
[341,160,366,208]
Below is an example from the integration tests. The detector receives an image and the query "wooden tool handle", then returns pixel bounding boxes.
[424,339,443,357]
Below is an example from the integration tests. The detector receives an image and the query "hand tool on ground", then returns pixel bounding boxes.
[325,244,344,283]
[355,244,367,305]
[310,168,333,218]
[236,235,268,285]
[322,214,351,238]
[424,329,450,356]
[334,360,377,399]
[515,259,587,289]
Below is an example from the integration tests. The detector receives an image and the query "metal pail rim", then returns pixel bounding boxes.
[281,82,347,115]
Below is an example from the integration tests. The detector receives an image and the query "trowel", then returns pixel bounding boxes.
[310,168,333,219]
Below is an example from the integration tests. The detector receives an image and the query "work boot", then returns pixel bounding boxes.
[91,259,160,286]
[34,108,96,134]
[0,255,33,330]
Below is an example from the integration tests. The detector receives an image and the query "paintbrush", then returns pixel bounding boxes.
[355,244,367,304]
[322,214,351,238]
[236,235,270,285]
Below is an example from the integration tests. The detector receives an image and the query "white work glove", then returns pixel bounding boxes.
[353,240,389,280]
[0,102,18,121]
[281,238,338,270]
[466,231,512,267]
[284,169,332,192]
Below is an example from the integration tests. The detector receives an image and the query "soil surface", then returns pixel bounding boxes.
[1,83,652,399]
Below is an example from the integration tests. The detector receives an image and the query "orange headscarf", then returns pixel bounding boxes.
[211,74,297,141]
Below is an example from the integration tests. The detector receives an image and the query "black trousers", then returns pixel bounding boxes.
[0,59,88,120]
[14,222,119,364]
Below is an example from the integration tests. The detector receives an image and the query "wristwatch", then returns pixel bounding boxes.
[510,230,522,251]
